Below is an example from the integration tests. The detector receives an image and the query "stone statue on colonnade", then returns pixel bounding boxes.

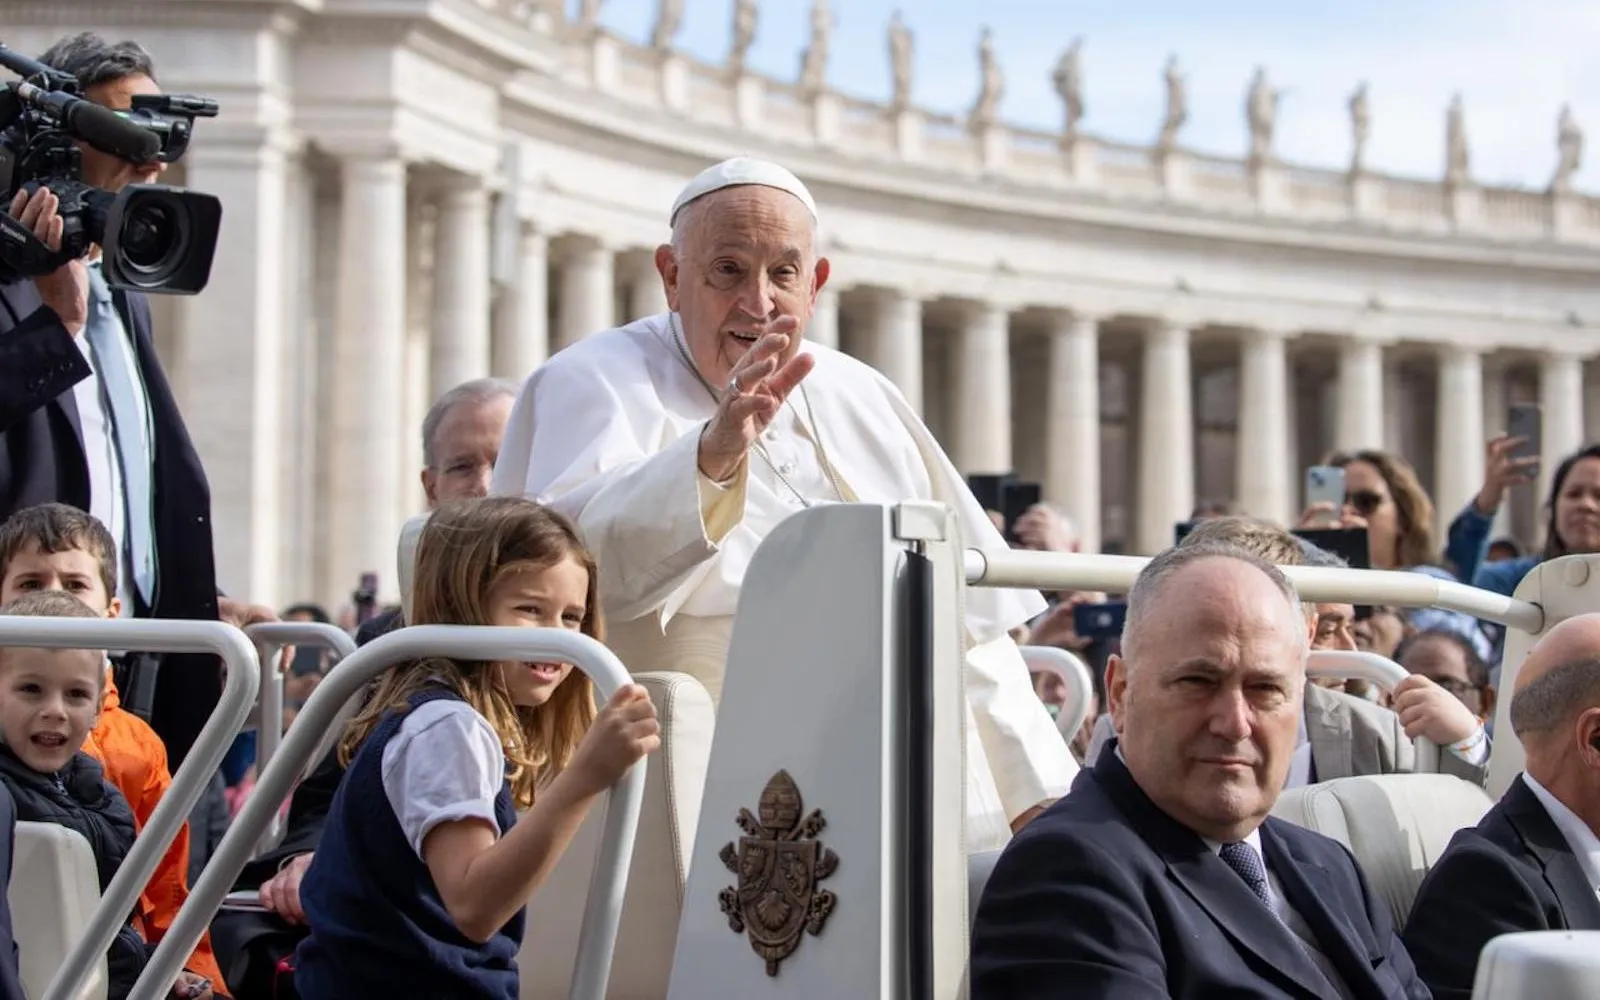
[1445,92,1471,185]
[1157,54,1187,152]
[969,27,1003,131]
[1052,37,1085,139]
[888,10,913,113]
[1552,104,1584,195]
[1246,66,1278,166]
[729,0,758,76]
[798,0,832,95]
[651,0,683,50]
[1348,82,1371,175]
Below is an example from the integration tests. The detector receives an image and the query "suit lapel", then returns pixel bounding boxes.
[1505,778,1600,929]
[1306,685,1354,782]
[1093,749,1340,1000]
[1263,822,1383,999]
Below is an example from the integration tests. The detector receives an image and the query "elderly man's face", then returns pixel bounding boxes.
[422,395,513,509]
[81,73,167,194]
[1108,558,1307,842]
[656,185,830,388]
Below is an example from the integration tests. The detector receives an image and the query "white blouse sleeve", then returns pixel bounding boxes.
[380,699,507,859]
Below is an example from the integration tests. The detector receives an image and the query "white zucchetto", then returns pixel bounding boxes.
[669,157,819,225]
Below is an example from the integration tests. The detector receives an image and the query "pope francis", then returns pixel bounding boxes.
[491,156,1074,848]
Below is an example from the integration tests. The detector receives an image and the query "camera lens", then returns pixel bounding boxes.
[119,200,185,275]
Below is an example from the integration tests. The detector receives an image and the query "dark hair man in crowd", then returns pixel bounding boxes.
[0,31,273,768]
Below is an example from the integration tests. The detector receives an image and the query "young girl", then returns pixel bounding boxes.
[292,497,660,999]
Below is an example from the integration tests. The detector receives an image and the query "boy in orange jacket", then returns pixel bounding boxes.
[0,503,225,993]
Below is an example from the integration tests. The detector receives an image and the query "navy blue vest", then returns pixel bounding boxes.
[293,687,523,999]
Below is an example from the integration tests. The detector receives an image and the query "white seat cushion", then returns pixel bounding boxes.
[968,849,1003,926]
[11,821,107,1000]
[1271,773,1492,926]
[519,671,714,999]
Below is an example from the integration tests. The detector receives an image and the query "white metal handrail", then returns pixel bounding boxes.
[964,549,1544,633]
[1019,646,1095,741]
[131,625,647,1000]
[244,622,358,853]
[0,618,261,1000]
[245,622,357,775]
[1306,650,1441,773]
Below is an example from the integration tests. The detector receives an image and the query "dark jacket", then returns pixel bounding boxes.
[1403,775,1600,999]
[293,687,522,999]
[971,743,1430,1000]
[0,746,149,999]
[0,281,221,768]
[0,783,29,1000]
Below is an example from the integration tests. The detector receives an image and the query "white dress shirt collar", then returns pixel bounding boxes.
[1522,772,1600,897]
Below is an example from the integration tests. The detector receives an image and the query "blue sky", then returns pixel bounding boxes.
[579,0,1598,190]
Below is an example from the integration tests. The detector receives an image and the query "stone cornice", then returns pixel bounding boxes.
[501,73,1600,277]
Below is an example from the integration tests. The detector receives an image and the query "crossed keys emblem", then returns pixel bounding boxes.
[717,770,839,976]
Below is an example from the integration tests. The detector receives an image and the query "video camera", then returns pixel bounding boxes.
[0,40,222,294]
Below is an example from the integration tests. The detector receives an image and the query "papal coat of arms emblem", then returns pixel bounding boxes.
[717,769,839,976]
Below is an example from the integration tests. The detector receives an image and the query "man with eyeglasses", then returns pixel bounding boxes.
[1396,629,1496,725]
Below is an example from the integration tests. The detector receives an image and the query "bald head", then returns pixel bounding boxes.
[1509,614,1600,746]
[1122,542,1304,665]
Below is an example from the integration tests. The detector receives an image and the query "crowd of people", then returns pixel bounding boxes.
[1,25,1599,1000]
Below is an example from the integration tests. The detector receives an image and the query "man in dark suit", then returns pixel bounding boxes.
[972,542,1429,999]
[1403,613,1600,999]
[0,32,273,768]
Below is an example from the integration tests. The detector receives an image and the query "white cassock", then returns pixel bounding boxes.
[491,313,1076,850]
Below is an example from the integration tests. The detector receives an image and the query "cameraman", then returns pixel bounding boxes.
[0,32,274,770]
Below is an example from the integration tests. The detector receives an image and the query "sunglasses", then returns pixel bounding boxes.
[1344,490,1386,516]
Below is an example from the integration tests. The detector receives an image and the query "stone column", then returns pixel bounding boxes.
[1044,312,1101,553]
[1235,327,1293,527]
[1541,350,1586,495]
[625,253,669,321]
[328,154,408,604]
[175,131,291,603]
[492,225,548,380]
[1335,337,1385,451]
[429,181,492,399]
[1481,357,1512,537]
[1136,321,1194,554]
[555,237,614,350]
[952,302,1012,475]
[865,289,923,412]
[807,285,840,350]
[1435,346,1485,539]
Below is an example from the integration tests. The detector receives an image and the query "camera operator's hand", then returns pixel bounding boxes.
[9,188,88,337]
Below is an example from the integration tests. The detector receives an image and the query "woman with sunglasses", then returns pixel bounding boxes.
[1298,448,1493,661]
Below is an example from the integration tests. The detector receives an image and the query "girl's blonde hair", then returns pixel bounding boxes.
[339,497,600,808]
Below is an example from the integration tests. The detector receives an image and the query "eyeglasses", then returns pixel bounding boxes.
[1426,676,1480,697]
[1345,489,1386,516]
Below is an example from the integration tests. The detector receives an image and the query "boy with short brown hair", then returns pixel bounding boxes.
[0,590,211,998]
[0,503,226,993]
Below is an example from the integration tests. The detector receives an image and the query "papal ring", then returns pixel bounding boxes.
[727,374,742,394]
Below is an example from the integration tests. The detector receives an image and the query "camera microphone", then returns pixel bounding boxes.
[11,81,160,162]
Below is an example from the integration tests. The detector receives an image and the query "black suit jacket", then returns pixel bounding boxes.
[0,783,27,1000]
[971,745,1430,1000]
[0,281,220,768]
[1402,775,1600,1000]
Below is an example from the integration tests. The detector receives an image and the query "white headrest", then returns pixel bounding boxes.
[398,514,430,621]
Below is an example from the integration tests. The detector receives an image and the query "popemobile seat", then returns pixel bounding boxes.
[392,515,718,1000]
[10,821,108,1000]
[1270,773,1492,926]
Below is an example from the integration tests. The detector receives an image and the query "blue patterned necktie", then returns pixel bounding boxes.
[1219,841,1274,909]
[83,262,156,605]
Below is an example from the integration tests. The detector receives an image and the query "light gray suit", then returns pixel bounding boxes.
[1084,684,1489,788]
